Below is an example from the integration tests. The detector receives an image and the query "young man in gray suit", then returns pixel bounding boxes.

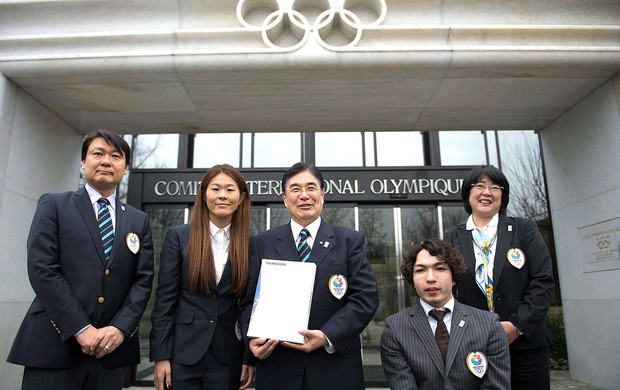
[381,238,510,390]
[7,130,154,390]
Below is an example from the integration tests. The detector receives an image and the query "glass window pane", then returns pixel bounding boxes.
[132,134,179,169]
[401,206,438,249]
[242,133,252,168]
[254,133,301,168]
[137,207,186,383]
[270,205,291,228]
[357,206,395,385]
[193,133,240,168]
[439,131,487,166]
[315,132,363,167]
[250,206,267,235]
[376,132,424,166]
[364,132,375,166]
[497,131,548,220]
[440,205,468,234]
[321,205,355,228]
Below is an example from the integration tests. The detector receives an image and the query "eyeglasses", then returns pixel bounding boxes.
[471,183,504,193]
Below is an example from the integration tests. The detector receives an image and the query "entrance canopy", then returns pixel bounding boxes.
[1,0,619,134]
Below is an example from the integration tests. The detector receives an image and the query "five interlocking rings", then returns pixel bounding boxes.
[236,0,387,50]
[595,236,611,250]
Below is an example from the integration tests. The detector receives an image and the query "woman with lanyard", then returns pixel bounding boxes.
[444,165,555,390]
[150,164,254,390]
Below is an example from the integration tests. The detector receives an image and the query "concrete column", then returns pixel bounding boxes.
[541,74,620,390]
[0,73,81,390]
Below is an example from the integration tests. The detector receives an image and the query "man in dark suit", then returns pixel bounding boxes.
[444,165,554,390]
[380,238,511,390]
[7,129,154,390]
[240,162,379,390]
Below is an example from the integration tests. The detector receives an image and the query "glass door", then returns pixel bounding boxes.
[357,205,397,384]
[135,205,188,384]
[357,204,440,384]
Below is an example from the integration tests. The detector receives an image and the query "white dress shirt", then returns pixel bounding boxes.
[210,221,230,284]
[420,297,455,335]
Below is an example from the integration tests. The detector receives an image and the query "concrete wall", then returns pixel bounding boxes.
[0,73,81,390]
[541,74,620,389]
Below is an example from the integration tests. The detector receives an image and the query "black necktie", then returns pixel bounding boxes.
[97,198,114,264]
[429,309,450,362]
[297,228,311,262]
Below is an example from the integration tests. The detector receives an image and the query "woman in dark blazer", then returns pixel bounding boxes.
[150,164,254,390]
[444,165,555,390]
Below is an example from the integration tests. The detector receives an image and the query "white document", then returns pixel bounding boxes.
[247,259,316,344]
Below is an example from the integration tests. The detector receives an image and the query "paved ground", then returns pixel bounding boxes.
[127,370,602,389]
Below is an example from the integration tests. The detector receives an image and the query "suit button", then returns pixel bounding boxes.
[98,297,105,304]
[209,320,214,324]
[105,269,110,276]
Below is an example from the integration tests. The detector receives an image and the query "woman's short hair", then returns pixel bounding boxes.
[461,165,510,214]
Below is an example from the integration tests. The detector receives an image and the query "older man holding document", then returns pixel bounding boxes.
[240,162,379,390]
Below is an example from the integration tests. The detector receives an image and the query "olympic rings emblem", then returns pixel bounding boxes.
[595,236,611,250]
[236,0,387,50]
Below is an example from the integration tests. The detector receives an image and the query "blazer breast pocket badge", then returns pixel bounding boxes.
[466,351,488,378]
[126,232,140,254]
[506,248,525,269]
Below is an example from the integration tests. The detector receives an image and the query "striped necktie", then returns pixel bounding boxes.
[297,228,311,262]
[97,198,114,264]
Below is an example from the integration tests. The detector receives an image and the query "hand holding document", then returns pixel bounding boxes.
[247,259,316,344]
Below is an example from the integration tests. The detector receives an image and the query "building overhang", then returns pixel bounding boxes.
[1,0,619,134]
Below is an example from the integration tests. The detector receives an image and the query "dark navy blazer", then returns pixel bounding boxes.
[8,188,154,369]
[240,220,379,390]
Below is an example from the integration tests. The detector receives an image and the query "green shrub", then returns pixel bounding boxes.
[545,305,569,370]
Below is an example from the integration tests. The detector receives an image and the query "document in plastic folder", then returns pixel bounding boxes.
[247,259,317,344]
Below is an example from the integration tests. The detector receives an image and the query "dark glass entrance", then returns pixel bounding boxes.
[133,202,467,386]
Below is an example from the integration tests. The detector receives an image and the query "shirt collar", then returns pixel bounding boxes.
[85,183,116,211]
[290,217,321,240]
[420,296,455,316]
[209,221,230,238]
[465,213,499,231]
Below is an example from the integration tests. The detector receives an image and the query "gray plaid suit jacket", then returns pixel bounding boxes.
[381,300,511,390]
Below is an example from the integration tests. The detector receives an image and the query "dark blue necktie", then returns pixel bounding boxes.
[297,228,311,262]
[97,198,114,264]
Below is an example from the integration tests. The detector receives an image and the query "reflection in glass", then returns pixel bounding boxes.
[250,206,267,235]
[376,132,424,166]
[400,206,438,308]
[269,206,290,228]
[441,205,468,234]
[132,134,179,169]
[321,206,354,228]
[193,133,241,168]
[254,133,301,168]
[497,131,547,220]
[315,132,363,167]
[439,131,486,166]
[137,207,186,382]
[357,206,395,384]
[400,206,438,252]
